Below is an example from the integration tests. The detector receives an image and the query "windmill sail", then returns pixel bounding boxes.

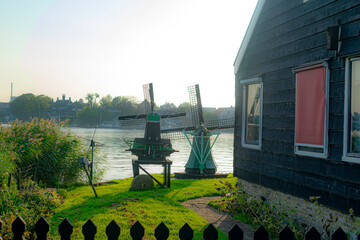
[188,84,204,127]
[205,118,235,130]
[143,83,155,114]
[119,83,185,121]
[160,84,234,140]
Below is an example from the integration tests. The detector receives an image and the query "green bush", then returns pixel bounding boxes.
[0,118,106,188]
[0,151,15,187]
[212,180,305,239]
[0,119,107,239]
[0,178,63,240]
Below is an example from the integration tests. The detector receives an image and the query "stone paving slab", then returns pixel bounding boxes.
[182,196,254,240]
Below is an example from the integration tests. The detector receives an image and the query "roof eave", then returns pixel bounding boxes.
[233,0,266,75]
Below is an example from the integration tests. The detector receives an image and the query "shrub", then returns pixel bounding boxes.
[213,180,360,240]
[212,180,305,239]
[0,119,107,239]
[0,118,106,188]
[0,178,63,240]
[0,151,15,187]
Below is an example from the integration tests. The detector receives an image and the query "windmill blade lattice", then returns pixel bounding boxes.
[205,118,235,130]
[160,126,196,140]
[160,85,204,140]
[143,83,154,113]
[188,85,204,127]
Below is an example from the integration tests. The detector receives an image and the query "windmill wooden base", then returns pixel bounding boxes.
[132,159,172,188]
[174,172,228,179]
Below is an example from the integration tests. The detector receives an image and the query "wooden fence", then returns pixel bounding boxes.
[0,216,357,240]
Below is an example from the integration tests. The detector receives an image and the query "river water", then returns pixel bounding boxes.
[70,127,234,181]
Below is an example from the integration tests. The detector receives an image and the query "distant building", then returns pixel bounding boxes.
[0,102,10,112]
[214,107,235,120]
[202,107,216,113]
[0,102,10,122]
[51,94,82,123]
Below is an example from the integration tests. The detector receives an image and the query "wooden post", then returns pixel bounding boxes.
[83,164,98,198]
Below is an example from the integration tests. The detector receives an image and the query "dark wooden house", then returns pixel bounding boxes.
[234,0,360,215]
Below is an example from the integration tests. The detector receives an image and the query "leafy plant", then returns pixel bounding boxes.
[0,151,15,187]
[212,180,360,240]
[211,180,305,239]
[0,178,63,240]
[309,197,360,240]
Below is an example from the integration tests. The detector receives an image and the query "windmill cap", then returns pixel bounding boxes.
[147,112,160,122]
[194,124,208,135]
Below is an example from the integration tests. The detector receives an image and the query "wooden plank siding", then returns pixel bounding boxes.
[234,0,360,215]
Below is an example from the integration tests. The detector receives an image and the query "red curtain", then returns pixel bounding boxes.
[295,65,325,146]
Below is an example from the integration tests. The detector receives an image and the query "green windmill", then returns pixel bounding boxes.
[119,83,185,188]
[161,84,234,178]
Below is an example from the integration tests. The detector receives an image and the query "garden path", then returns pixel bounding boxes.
[182,196,254,240]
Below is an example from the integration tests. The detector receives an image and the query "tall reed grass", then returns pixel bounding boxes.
[0,118,106,188]
[0,118,107,239]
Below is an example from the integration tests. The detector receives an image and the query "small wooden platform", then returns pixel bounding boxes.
[174,172,228,179]
[132,159,172,188]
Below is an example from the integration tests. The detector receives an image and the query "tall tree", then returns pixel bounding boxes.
[94,93,100,105]
[178,102,191,112]
[85,93,99,107]
[112,96,138,115]
[85,93,95,107]
[100,94,112,108]
[35,95,52,118]
[76,106,112,127]
[10,93,52,121]
[160,102,177,110]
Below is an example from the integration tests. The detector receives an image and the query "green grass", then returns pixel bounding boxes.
[50,175,236,239]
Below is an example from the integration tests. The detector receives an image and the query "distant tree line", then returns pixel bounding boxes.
[9,93,195,127]
[10,93,52,121]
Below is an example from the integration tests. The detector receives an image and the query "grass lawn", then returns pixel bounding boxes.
[50,175,237,239]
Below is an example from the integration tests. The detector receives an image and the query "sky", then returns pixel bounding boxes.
[0,0,258,108]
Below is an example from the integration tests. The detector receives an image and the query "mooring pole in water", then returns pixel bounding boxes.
[90,139,95,180]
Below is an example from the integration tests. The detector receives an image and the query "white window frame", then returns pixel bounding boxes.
[342,57,360,164]
[293,61,329,158]
[240,77,263,150]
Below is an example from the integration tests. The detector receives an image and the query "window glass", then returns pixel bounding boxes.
[245,83,261,144]
[350,60,360,153]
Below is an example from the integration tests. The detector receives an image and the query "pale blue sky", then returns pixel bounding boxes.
[0,0,258,108]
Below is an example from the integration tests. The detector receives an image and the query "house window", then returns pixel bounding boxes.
[294,62,329,158]
[240,77,262,149]
[343,58,360,163]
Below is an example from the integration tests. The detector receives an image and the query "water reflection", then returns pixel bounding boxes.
[69,128,234,181]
